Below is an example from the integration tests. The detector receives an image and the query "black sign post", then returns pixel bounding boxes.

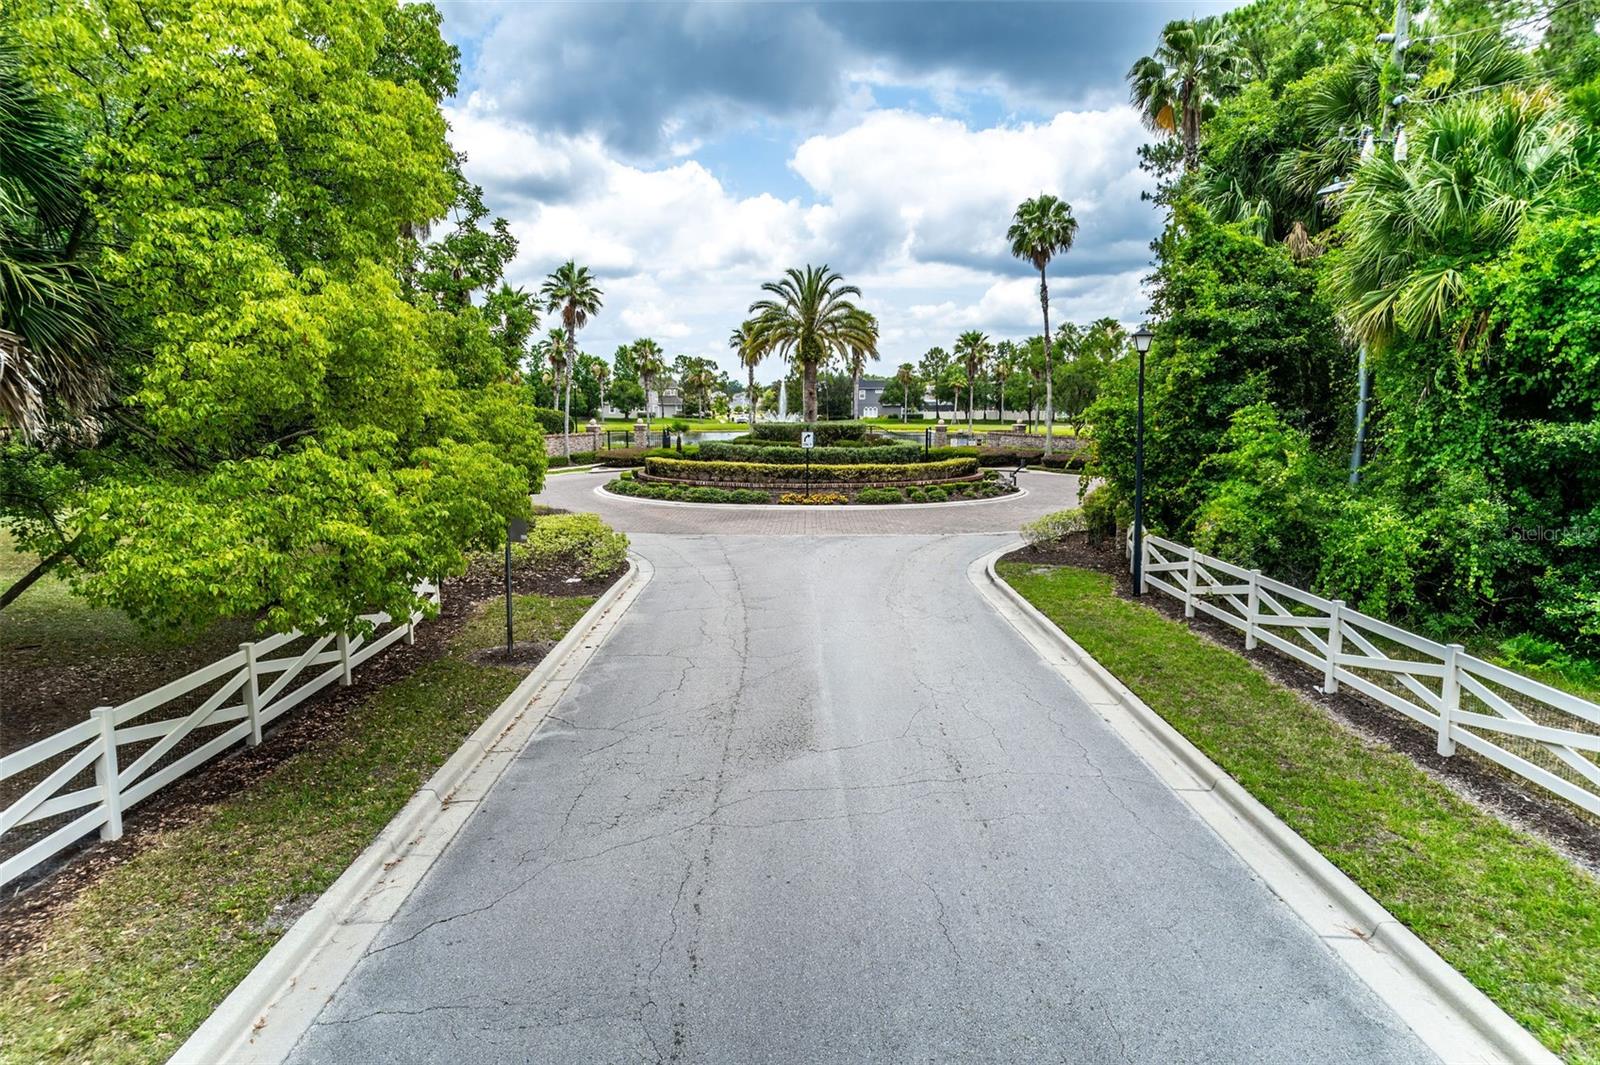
[801,431,814,496]
[505,516,530,656]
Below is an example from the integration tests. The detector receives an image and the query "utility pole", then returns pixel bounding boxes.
[1350,0,1410,487]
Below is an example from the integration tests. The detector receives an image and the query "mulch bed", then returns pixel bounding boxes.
[1002,535,1600,876]
[0,550,622,955]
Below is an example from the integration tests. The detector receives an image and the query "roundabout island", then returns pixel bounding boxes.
[602,421,1022,505]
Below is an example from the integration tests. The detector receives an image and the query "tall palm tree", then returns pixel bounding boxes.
[894,362,917,423]
[541,326,570,419]
[954,330,990,432]
[1126,17,1236,173]
[539,260,602,456]
[593,360,610,416]
[1330,87,1577,350]
[632,338,666,425]
[843,309,879,419]
[1007,195,1078,455]
[729,320,763,429]
[747,265,874,422]
[0,38,111,435]
[992,340,1015,425]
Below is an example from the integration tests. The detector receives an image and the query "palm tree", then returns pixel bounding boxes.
[1007,195,1078,455]
[632,338,666,424]
[843,309,879,419]
[954,330,990,432]
[593,360,610,416]
[541,326,570,419]
[894,362,917,423]
[729,320,763,429]
[1330,87,1577,350]
[747,265,874,422]
[1126,17,1236,173]
[679,357,718,416]
[0,39,111,435]
[992,340,1015,425]
[539,260,602,457]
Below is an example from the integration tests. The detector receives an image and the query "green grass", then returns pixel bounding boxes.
[599,418,748,432]
[999,562,1600,1063]
[861,416,1080,435]
[0,592,597,1065]
[1,532,250,668]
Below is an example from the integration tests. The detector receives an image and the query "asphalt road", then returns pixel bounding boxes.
[286,527,1434,1063]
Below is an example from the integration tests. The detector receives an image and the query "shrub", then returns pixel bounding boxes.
[643,456,978,485]
[778,492,847,505]
[1021,508,1087,547]
[531,407,567,434]
[1037,451,1087,471]
[698,440,920,465]
[547,450,598,468]
[923,487,949,503]
[855,487,903,504]
[598,448,647,467]
[905,488,927,503]
[515,514,629,578]
[1080,484,1119,541]
[752,421,875,446]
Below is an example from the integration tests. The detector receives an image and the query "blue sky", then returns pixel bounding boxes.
[436,1,1237,375]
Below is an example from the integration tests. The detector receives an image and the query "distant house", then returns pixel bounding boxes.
[855,376,936,420]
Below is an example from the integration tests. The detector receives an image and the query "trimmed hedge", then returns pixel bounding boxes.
[597,446,695,467]
[606,478,769,504]
[751,421,875,445]
[643,455,979,485]
[531,407,567,434]
[922,445,1088,470]
[697,440,920,465]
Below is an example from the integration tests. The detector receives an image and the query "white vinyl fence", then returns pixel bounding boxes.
[0,582,439,889]
[1130,532,1600,818]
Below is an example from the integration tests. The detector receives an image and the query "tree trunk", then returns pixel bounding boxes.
[967,379,974,433]
[851,369,860,420]
[1041,266,1055,456]
[803,360,818,422]
[748,366,757,429]
[1181,80,1199,172]
[997,377,1005,424]
[0,543,73,613]
[562,337,574,458]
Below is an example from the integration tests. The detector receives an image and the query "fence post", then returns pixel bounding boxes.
[1245,570,1261,650]
[91,706,123,841]
[337,631,353,686]
[405,610,417,646]
[1183,547,1197,618]
[1439,644,1462,756]
[1323,601,1344,694]
[241,642,263,746]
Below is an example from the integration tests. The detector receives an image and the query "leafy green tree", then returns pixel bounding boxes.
[1087,206,1350,537]
[540,260,602,452]
[1008,194,1078,453]
[607,377,645,418]
[3,0,543,633]
[748,265,875,422]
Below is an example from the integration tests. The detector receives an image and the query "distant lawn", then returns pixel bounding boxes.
[0,591,599,1065]
[862,416,1080,435]
[1000,562,1600,1063]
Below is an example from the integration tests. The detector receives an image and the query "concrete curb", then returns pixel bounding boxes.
[972,545,1557,1065]
[169,555,653,1065]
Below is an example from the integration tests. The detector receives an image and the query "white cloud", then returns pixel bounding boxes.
[447,102,1157,375]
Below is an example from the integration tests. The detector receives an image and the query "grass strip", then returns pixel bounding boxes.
[0,593,596,1065]
[999,562,1600,1063]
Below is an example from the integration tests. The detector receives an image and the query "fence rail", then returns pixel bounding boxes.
[0,582,440,890]
[1129,532,1600,818]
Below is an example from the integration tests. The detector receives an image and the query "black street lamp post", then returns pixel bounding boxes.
[1130,325,1155,597]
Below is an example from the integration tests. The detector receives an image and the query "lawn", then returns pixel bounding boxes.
[1000,562,1600,1064]
[0,592,598,1065]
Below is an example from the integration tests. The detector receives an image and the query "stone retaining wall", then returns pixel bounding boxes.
[544,431,602,456]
